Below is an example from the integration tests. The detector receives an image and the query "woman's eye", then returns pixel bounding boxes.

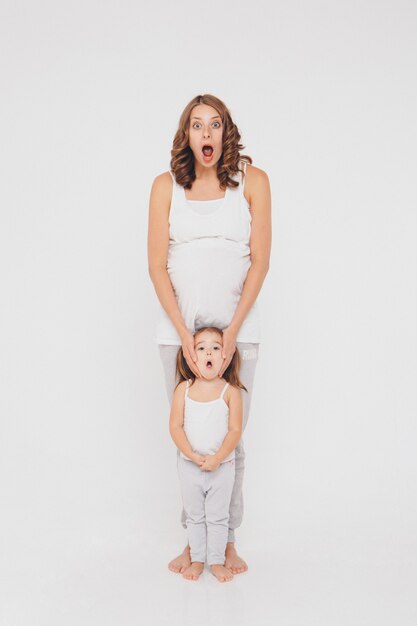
[191,122,220,129]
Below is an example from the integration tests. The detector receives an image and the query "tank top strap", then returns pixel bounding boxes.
[220,381,229,399]
[169,170,180,213]
[184,379,191,398]
[239,160,249,206]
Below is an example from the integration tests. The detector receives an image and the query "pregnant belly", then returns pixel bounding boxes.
[167,240,251,329]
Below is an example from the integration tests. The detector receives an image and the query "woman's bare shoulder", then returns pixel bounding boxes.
[245,163,270,184]
[243,163,270,206]
[148,172,173,221]
[151,170,173,196]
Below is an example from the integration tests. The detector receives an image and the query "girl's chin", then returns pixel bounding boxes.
[201,369,220,379]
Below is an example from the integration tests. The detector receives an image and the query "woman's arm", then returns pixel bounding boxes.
[148,173,189,337]
[147,174,201,377]
[219,166,272,376]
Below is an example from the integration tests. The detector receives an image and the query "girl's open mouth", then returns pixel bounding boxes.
[206,360,212,368]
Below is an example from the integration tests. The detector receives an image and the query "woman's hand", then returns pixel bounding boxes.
[180,329,203,379]
[200,455,221,472]
[191,453,205,467]
[218,326,237,377]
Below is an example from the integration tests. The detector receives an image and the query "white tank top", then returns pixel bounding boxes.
[180,380,235,463]
[155,160,261,344]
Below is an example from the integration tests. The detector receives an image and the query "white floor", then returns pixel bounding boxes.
[2,533,416,626]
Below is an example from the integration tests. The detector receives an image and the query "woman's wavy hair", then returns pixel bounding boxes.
[170,94,253,191]
[175,327,247,392]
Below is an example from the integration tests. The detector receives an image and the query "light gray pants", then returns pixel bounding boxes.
[177,455,236,565]
[159,342,259,543]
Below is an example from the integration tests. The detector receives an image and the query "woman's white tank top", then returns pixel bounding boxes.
[180,380,235,463]
[155,160,261,344]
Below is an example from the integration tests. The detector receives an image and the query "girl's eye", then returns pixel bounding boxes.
[197,346,204,350]
[213,346,220,350]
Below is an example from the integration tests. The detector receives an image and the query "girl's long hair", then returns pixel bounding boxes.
[175,327,247,392]
[170,94,253,191]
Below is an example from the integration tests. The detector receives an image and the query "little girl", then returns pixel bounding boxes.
[169,326,247,583]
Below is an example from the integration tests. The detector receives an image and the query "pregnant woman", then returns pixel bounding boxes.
[147,94,271,575]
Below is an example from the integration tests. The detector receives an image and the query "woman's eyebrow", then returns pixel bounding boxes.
[191,116,221,120]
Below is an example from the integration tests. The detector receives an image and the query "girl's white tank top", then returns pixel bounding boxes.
[155,160,261,344]
[180,380,235,463]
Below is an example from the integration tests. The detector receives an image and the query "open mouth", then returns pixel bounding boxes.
[206,359,213,369]
[202,145,214,159]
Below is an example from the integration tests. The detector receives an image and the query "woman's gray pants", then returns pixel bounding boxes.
[159,342,259,543]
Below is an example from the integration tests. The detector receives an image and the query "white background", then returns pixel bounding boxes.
[1,1,416,624]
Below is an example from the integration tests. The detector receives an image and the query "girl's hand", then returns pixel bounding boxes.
[180,330,203,379]
[191,453,205,467]
[218,326,237,377]
[200,455,221,472]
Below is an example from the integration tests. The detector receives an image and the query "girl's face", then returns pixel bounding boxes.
[188,104,223,169]
[194,330,223,379]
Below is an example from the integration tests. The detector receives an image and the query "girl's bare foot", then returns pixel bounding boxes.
[224,542,248,574]
[210,564,234,582]
[168,544,191,573]
[182,562,204,580]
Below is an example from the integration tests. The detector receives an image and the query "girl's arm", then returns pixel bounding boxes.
[219,167,272,376]
[169,381,201,463]
[212,386,243,463]
[147,174,201,377]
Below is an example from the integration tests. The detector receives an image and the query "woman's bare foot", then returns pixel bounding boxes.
[168,544,191,574]
[224,542,248,574]
[182,562,204,580]
[210,564,234,582]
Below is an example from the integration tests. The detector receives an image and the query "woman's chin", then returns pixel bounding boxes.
[193,152,220,168]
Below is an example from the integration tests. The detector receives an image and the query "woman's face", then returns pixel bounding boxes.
[194,330,223,379]
[188,104,223,169]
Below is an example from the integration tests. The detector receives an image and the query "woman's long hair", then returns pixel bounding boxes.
[171,94,253,191]
[175,327,247,392]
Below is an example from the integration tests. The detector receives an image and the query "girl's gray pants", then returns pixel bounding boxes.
[159,342,259,543]
[177,455,236,565]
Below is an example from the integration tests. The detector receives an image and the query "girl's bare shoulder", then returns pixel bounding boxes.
[223,383,242,405]
[173,379,188,397]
